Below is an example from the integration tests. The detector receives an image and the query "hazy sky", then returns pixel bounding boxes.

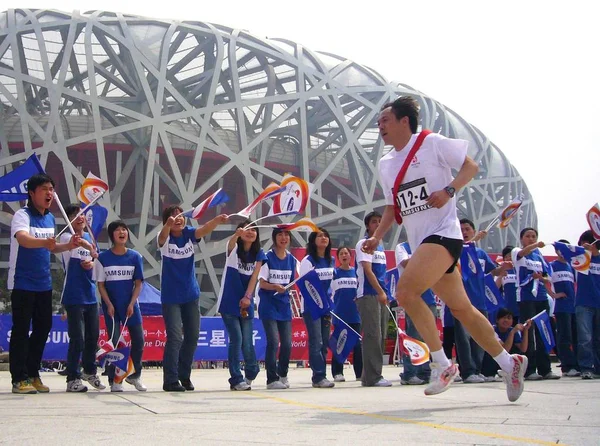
[5,0,599,250]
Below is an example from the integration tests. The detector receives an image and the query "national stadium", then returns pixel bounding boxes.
[0,9,537,314]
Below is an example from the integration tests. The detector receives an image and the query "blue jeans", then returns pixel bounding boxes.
[302,312,331,383]
[331,322,363,379]
[65,303,99,381]
[261,319,291,384]
[162,299,201,384]
[575,306,600,373]
[555,312,578,372]
[104,315,144,382]
[519,300,552,376]
[402,304,435,381]
[222,314,260,386]
[454,308,487,378]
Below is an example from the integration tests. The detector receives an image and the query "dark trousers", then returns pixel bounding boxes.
[555,312,578,372]
[9,289,53,384]
[442,326,455,361]
[454,308,487,378]
[519,300,551,376]
[261,319,292,384]
[65,303,100,381]
[331,322,363,379]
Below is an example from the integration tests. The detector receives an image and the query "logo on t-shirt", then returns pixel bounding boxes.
[103,266,135,281]
[31,228,54,239]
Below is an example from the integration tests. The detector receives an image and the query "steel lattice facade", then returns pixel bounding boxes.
[0,9,537,314]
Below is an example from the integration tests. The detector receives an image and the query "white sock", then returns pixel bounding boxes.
[494,350,515,374]
[430,349,451,368]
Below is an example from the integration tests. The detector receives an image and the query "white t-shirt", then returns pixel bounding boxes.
[378,132,468,250]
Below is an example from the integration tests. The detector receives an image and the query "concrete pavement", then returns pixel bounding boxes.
[0,366,598,445]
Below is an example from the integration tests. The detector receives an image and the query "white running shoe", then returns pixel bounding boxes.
[373,378,392,387]
[312,378,335,388]
[231,381,251,391]
[245,378,253,387]
[563,369,581,377]
[464,374,485,384]
[424,363,459,396]
[333,374,346,383]
[110,382,124,392]
[498,354,528,402]
[401,376,425,385]
[266,380,287,390]
[82,373,106,390]
[66,379,88,393]
[125,377,147,392]
[280,376,290,388]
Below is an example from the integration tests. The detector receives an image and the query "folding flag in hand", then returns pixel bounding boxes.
[328,323,360,364]
[78,172,108,205]
[0,154,45,201]
[586,203,600,240]
[552,241,591,275]
[183,188,229,221]
[459,243,483,282]
[385,306,430,365]
[384,268,399,303]
[484,274,505,312]
[103,345,134,384]
[485,195,523,231]
[273,217,318,233]
[532,310,556,353]
[268,174,314,215]
[296,269,331,320]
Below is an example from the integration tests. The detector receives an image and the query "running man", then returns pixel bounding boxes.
[362,96,527,401]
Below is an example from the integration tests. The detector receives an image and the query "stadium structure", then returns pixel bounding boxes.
[0,9,537,314]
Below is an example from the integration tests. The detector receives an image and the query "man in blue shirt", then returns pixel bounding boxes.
[9,174,80,394]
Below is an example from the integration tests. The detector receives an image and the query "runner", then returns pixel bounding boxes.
[362,96,527,401]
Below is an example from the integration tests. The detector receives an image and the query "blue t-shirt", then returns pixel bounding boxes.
[9,207,55,291]
[60,232,96,305]
[494,325,522,345]
[511,247,549,302]
[158,226,200,304]
[355,238,387,298]
[462,245,496,311]
[299,255,335,313]
[575,255,600,309]
[218,246,266,318]
[258,250,297,321]
[501,270,519,317]
[331,267,360,324]
[95,249,144,326]
[550,260,576,314]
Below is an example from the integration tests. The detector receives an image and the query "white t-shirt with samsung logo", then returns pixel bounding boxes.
[378,132,468,251]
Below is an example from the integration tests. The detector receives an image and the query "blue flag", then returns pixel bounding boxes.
[552,241,585,262]
[484,274,505,312]
[83,204,108,241]
[533,310,556,353]
[102,345,131,370]
[0,154,45,201]
[384,268,399,303]
[297,269,331,320]
[328,322,360,364]
[460,243,483,282]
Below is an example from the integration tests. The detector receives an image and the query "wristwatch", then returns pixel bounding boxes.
[444,186,456,198]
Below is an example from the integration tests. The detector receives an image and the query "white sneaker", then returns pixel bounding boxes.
[245,378,253,387]
[82,373,106,390]
[110,382,124,392]
[266,380,287,390]
[498,354,528,402]
[231,381,251,391]
[453,375,463,383]
[333,374,346,383]
[401,376,425,385]
[125,377,147,392]
[312,378,335,388]
[373,378,392,387]
[464,374,485,384]
[562,369,581,377]
[280,376,290,388]
[66,379,88,393]
[424,363,459,396]
[483,375,498,383]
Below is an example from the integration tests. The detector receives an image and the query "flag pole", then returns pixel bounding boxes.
[330,311,362,339]
[53,192,75,235]
[56,191,106,238]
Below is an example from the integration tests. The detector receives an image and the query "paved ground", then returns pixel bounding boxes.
[0,365,598,445]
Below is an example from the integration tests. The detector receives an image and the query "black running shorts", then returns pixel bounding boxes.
[421,235,463,274]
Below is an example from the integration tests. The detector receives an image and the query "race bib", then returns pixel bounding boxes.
[396,178,431,216]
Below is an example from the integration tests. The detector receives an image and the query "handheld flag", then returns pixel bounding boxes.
[552,241,591,275]
[83,204,108,242]
[234,182,286,218]
[0,154,45,201]
[182,188,229,221]
[77,172,108,205]
[296,269,331,320]
[586,203,600,240]
[484,274,505,312]
[386,306,430,365]
[274,217,319,233]
[269,174,314,215]
[328,322,361,364]
[103,345,135,383]
[459,243,483,282]
[384,268,399,303]
[532,310,556,353]
[485,195,523,231]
